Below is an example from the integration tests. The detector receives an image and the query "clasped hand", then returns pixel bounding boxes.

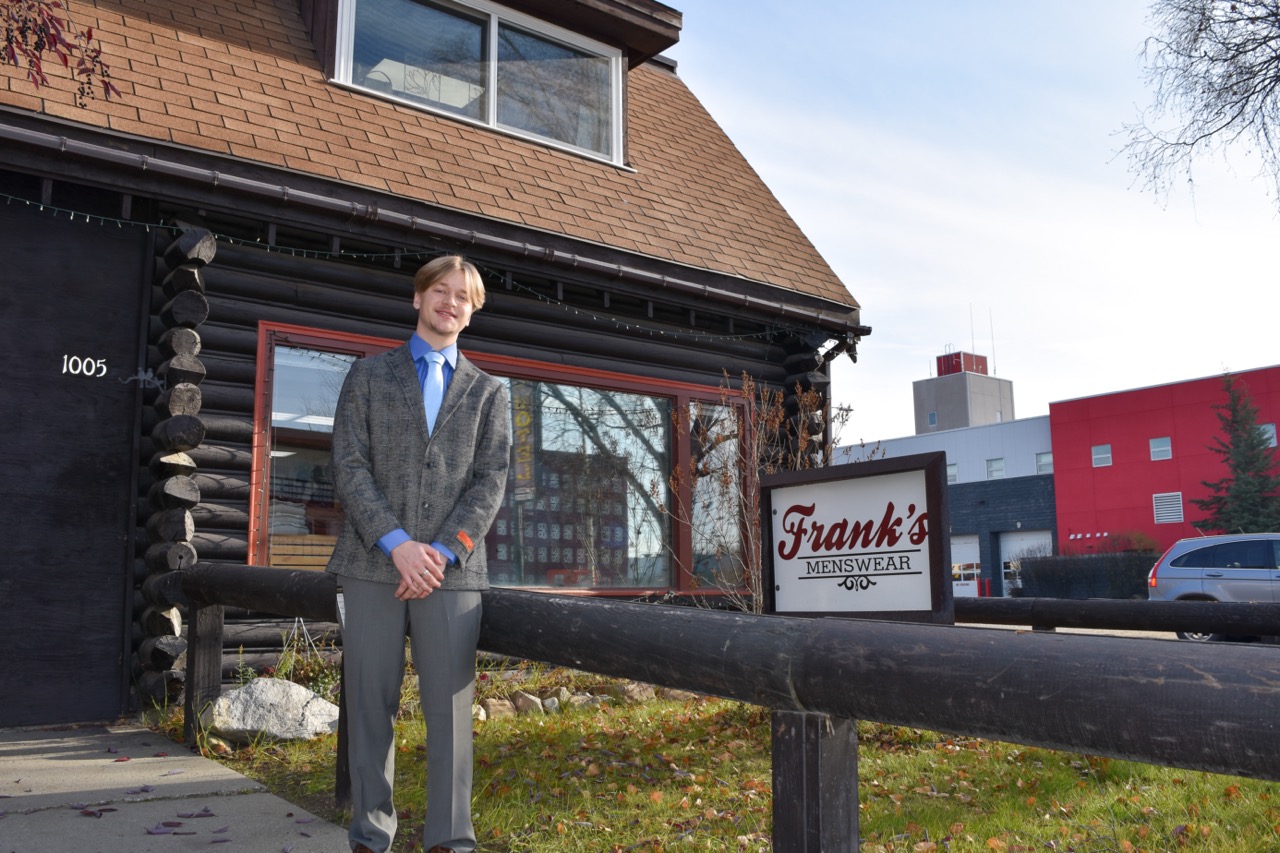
[391,540,446,600]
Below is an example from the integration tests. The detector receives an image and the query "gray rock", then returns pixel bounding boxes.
[481,697,516,719]
[568,693,610,709]
[611,681,657,704]
[542,696,560,714]
[512,690,544,715]
[657,687,701,703]
[201,678,338,745]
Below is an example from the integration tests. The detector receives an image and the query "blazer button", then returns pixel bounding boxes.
[423,502,430,509]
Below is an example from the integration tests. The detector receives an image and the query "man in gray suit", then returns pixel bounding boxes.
[327,254,511,853]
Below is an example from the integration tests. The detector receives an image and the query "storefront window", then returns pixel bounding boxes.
[488,378,671,588]
[686,401,744,589]
[258,337,376,570]
[251,324,746,593]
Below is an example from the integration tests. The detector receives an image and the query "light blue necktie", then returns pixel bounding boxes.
[423,351,445,435]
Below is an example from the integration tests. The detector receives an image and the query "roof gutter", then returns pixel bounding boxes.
[0,120,871,339]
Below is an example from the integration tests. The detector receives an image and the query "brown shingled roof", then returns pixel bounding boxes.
[0,0,856,309]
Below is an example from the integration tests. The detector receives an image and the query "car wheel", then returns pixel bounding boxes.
[1177,630,1227,642]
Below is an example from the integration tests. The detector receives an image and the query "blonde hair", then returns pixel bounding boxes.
[413,255,486,310]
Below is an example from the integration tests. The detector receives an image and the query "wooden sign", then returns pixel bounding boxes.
[762,452,952,623]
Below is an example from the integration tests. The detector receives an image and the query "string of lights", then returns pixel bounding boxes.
[2,190,803,344]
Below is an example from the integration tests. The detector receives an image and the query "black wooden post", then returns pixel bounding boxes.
[183,600,224,744]
[758,453,953,851]
[771,710,858,852]
[335,654,351,809]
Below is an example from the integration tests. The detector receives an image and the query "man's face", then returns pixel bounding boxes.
[413,269,474,346]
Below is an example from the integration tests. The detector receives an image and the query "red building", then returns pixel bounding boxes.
[1050,366,1280,554]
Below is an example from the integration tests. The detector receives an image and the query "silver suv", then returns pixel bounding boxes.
[1147,533,1280,641]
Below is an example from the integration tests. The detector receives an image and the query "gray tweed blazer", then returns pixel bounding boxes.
[325,342,511,589]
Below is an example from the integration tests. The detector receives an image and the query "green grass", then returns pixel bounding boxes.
[146,662,1280,852]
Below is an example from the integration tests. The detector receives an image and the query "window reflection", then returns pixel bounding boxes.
[265,346,355,569]
[353,0,487,121]
[497,24,611,156]
[254,331,745,592]
[688,402,745,589]
[343,0,617,159]
[487,379,671,588]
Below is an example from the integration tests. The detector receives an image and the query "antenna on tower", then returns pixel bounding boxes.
[989,307,996,375]
[969,304,975,355]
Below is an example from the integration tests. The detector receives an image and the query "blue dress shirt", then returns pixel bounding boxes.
[376,335,459,563]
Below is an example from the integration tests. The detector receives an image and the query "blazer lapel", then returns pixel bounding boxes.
[435,353,480,433]
[389,343,430,435]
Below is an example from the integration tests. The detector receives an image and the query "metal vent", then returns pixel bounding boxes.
[1152,492,1184,524]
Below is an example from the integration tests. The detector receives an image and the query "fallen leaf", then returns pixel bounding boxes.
[177,806,216,818]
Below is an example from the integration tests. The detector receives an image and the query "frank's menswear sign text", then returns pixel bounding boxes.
[764,454,948,617]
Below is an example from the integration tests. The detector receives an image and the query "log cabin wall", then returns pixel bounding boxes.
[130,213,824,686]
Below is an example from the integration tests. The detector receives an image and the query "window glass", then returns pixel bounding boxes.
[341,0,619,160]
[1035,451,1053,474]
[686,401,744,590]
[1173,540,1273,568]
[1213,540,1271,569]
[1091,444,1112,467]
[1260,422,1277,448]
[1170,546,1210,568]
[1149,436,1172,461]
[352,0,487,121]
[946,462,957,484]
[486,378,672,589]
[986,457,1005,480]
[254,326,747,593]
[497,23,612,157]
[264,346,358,569]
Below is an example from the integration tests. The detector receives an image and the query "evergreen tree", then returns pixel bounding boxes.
[1191,375,1280,533]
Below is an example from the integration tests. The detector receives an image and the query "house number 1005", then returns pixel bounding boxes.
[62,355,108,377]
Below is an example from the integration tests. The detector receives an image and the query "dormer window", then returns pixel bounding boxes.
[336,0,623,162]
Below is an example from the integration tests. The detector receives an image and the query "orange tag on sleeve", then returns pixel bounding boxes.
[457,531,474,552]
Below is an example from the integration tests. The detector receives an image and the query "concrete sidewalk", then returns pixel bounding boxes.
[0,722,350,853]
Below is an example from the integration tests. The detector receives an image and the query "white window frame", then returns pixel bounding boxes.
[334,0,625,164]
[946,462,957,484]
[1149,436,1172,461]
[986,457,1005,480]
[1091,444,1112,467]
[1035,451,1053,475]
[1260,422,1277,448]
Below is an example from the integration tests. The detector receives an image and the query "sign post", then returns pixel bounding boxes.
[761,452,951,851]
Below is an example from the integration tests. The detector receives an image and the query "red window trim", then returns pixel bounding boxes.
[249,323,397,566]
[249,322,750,593]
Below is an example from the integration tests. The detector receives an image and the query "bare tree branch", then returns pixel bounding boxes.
[1123,0,1280,207]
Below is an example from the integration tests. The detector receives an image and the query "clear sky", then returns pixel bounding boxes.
[665,1,1279,445]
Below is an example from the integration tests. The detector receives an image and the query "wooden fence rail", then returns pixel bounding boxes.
[955,595,1280,635]
[177,563,1280,850]
[179,563,1280,778]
